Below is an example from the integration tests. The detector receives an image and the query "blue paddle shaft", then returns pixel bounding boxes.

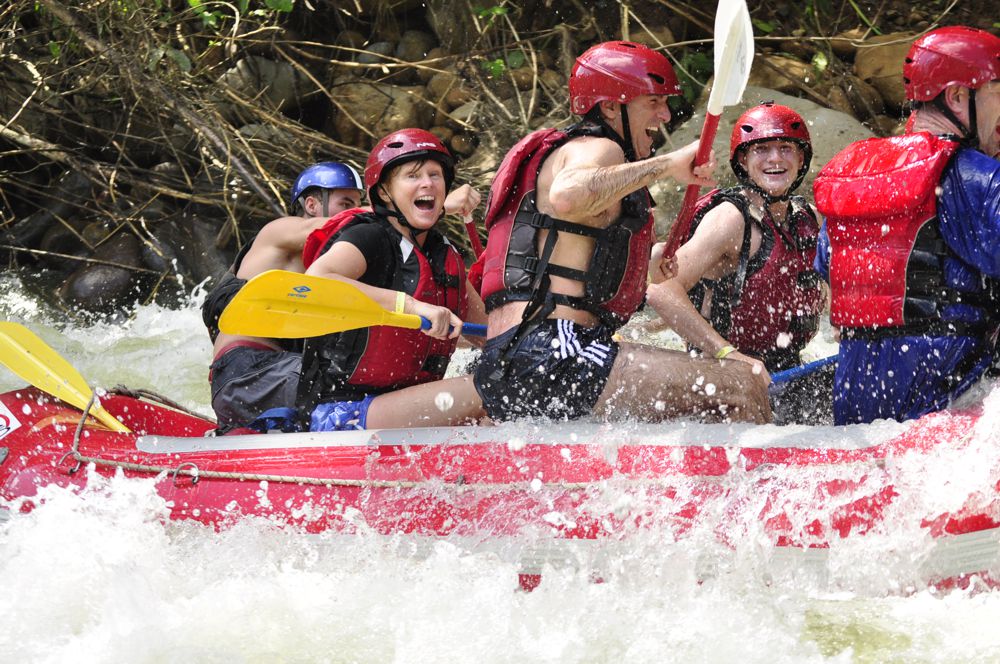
[771,355,837,385]
[419,317,487,337]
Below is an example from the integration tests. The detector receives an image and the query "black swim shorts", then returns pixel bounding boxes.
[210,345,302,427]
[473,318,619,421]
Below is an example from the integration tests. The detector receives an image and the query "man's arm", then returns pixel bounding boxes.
[646,203,770,380]
[549,138,715,223]
[234,216,310,278]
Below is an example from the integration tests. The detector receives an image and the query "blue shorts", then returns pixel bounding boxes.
[473,319,619,421]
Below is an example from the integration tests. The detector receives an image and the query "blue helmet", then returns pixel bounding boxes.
[290,162,363,209]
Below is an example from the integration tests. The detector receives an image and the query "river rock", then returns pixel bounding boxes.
[59,231,145,312]
[418,47,450,84]
[836,74,885,121]
[331,81,429,148]
[747,54,818,95]
[425,0,478,54]
[652,86,875,236]
[830,27,866,60]
[217,56,315,113]
[854,32,915,111]
[396,30,437,63]
[625,24,675,48]
[7,170,94,248]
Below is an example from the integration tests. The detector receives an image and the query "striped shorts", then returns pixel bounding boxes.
[473,318,619,421]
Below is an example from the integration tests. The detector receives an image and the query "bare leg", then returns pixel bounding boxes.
[364,375,488,428]
[595,342,772,424]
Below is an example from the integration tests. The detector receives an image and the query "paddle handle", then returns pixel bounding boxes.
[661,111,722,262]
[771,355,837,385]
[464,213,484,258]
[418,318,487,337]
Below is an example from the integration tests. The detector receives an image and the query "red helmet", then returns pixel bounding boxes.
[903,26,1000,102]
[364,129,455,204]
[569,41,682,115]
[730,102,812,193]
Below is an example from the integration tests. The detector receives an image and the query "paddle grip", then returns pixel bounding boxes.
[661,112,722,262]
[418,317,487,337]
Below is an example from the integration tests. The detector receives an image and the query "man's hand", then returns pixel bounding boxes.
[444,184,482,218]
[648,241,678,284]
[663,140,717,187]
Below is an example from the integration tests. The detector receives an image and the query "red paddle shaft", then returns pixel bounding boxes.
[661,111,722,261]
[464,214,484,258]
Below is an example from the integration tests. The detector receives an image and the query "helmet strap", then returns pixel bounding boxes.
[589,104,638,162]
[320,189,330,218]
[619,105,638,162]
[374,195,429,245]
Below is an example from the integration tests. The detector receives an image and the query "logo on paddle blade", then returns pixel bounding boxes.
[288,285,311,299]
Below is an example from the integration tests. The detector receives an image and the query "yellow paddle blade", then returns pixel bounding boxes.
[0,322,131,433]
[218,270,425,339]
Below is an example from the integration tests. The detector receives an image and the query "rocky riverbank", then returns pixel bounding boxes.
[0,0,995,313]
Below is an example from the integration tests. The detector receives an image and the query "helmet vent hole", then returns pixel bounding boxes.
[790,121,801,130]
[622,43,637,49]
[741,124,754,133]
[648,73,665,84]
[387,141,405,149]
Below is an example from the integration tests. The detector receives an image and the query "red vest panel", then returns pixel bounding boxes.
[814,133,959,328]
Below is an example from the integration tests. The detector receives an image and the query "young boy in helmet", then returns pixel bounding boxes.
[471,41,772,424]
[202,162,365,428]
[813,26,1000,425]
[297,129,488,431]
[645,103,827,422]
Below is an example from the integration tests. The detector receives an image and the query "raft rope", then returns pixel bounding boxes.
[57,391,605,490]
[53,388,927,493]
[110,384,214,422]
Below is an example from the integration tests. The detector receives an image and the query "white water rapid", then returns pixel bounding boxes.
[2,272,1000,663]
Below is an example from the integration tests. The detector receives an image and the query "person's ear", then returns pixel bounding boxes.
[943,84,968,116]
[598,99,620,122]
[301,194,321,217]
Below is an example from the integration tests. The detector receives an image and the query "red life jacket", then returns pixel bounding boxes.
[687,188,822,371]
[297,210,468,404]
[478,122,654,328]
[814,133,961,331]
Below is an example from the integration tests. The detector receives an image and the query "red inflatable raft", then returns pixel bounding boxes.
[1,384,997,592]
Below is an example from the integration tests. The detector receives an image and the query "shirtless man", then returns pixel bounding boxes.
[201,162,365,428]
[472,41,771,424]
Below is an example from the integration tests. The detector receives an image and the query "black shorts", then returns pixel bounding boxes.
[473,319,619,421]
[210,345,301,427]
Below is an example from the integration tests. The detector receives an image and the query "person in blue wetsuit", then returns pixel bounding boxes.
[813,26,1000,425]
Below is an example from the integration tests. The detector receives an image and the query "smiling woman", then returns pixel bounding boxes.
[294,128,489,433]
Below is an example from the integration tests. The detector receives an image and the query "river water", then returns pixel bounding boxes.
[2,272,1000,663]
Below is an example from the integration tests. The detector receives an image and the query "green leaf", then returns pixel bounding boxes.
[752,18,776,34]
[265,0,293,12]
[166,47,192,73]
[147,45,164,70]
[505,50,526,69]
[482,57,505,78]
[811,51,828,73]
[474,4,508,18]
[47,41,61,60]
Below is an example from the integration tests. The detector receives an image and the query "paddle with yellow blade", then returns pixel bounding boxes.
[0,321,131,433]
[218,269,487,339]
[660,0,755,261]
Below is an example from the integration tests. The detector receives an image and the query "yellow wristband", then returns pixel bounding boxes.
[715,345,737,359]
[394,291,406,314]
